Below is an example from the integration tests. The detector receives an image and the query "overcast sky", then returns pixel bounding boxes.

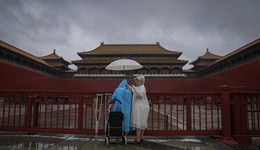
[0,0,259,69]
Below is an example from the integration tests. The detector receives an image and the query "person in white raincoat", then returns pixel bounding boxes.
[128,75,150,144]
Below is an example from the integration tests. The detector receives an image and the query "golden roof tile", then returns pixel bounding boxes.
[0,40,49,66]
[39,49,71,65]
[39,49,61,59]
[72,58,188,65]
[78,43,182,57]
[190,48,222,65]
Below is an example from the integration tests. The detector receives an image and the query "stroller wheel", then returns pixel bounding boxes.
[105,137,109,147]
[122,136,127,145]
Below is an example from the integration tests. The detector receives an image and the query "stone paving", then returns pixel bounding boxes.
[0,133,259,150]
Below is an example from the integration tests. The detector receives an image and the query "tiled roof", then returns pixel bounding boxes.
[0,40,49,66]
[209,38,260,65]
[54,65,71,70]
[191,38,260,70]
[190,49,222,65]
[39,49,62,59]
[46,62,65,66]
[199,49,222,59]
[39,49,71,65]
[72,58,188,65]
[192,61,213,67]
[77,43,182,58]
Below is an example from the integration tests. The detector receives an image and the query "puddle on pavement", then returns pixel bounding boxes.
[0,135,239,150]
[144,137,212,150]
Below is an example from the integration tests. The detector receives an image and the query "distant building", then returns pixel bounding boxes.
[72,42,188,76]
[190,48,222,71]
[0,40,60,76]
[0,39,259,81]
[39,49,71,71]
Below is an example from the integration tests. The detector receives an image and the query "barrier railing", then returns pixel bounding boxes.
[0,90,259,139]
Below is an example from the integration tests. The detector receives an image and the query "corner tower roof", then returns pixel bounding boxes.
[190,48,222,65]
[39,49,61,59]
[39,49,71,65]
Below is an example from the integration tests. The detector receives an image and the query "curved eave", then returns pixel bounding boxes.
[72,58,188,66]
[190,57,219,65]
[0,40,50,66]
[208,38,260,66]
[54,65,71,70]
[39,54,61,59]
[41,58,71,65]
[77,43,182,57]
[199,38,260,72]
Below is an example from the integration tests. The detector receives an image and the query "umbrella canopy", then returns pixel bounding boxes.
[105,59,143,71]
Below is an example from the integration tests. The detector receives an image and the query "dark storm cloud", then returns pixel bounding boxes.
[0,0,259,69]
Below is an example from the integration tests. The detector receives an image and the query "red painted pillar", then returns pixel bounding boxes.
[232,86,252,144]
[26,93,34,134]
[186,94,192,131]
[218,85,238,144]
[78,94,84,131]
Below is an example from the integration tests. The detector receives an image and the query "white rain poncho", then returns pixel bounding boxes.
[130,75,150,130]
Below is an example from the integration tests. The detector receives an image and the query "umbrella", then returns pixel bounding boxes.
[105,59,143,71]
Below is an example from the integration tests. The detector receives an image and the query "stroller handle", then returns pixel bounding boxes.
[110,99,121,104]
[109,99,124,114]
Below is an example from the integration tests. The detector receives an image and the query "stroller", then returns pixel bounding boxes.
[104,99,127,146]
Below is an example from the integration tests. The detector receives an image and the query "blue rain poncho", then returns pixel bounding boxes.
[111,79,132,133]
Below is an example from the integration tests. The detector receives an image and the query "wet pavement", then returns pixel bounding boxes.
[0,133,259,150]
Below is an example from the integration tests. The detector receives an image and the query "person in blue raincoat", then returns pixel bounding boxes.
[111,79,132,136]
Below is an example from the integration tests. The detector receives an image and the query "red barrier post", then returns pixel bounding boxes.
[218,85,237,144]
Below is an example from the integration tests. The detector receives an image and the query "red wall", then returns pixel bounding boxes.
[1,60,259,93]
[199,60,260,91]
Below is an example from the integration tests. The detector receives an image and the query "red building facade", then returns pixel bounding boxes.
[0,39,259,92]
